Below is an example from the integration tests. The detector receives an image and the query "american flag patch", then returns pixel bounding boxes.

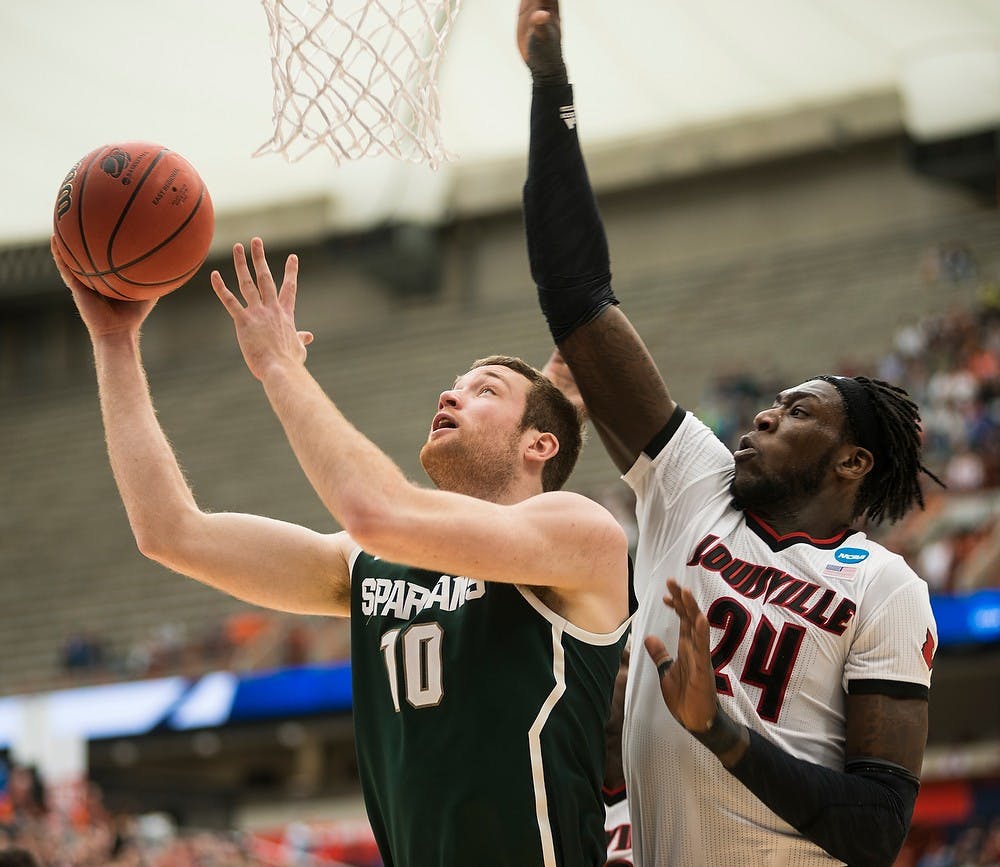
[822,563,857,580]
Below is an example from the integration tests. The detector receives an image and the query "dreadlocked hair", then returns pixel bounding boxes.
[850,376,944,524]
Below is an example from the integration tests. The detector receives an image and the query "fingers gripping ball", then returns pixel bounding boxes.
[52,142,214,301]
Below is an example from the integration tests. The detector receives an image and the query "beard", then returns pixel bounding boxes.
[730,445,837,514]
[419,427,522,501]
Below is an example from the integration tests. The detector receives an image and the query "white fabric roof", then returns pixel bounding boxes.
[3,0,999,244]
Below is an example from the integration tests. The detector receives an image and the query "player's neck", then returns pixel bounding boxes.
[441,474,543,505]
[748,482,858,539]
[752,499,853,540]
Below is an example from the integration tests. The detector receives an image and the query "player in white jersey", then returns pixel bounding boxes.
[622,407,936,866]
[604,794,632,867]
[517,2,939,864]
[604,641,633,867]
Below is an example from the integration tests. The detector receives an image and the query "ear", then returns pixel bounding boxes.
[524,430,560,466]
[837,445,874,482]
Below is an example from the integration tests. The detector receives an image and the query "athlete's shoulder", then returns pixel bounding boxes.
[843,533,931,612]
[625,409,734,511]
[519,489,624,527]
[848,533,921,581]
[512,491,629,574]
[645,407,731,461]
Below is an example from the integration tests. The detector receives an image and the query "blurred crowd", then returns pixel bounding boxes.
[0,761,255,866]
[58,611,350,690]
[0,761,378,866]
[904,820,1000,867]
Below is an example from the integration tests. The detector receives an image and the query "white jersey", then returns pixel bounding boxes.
[604,790,633,866]
[622,410,936,867]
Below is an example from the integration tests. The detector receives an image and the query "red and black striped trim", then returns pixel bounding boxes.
[602,783,628,807]
[745,511,854,552]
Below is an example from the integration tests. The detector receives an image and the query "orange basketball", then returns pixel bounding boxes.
[52,141,214,301]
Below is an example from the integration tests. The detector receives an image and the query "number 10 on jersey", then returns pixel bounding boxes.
[380,623,445,711]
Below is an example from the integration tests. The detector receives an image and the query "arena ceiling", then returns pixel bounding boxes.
[3,0,999,246]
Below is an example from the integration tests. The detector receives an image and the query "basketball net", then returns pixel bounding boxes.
[255,0,462,168]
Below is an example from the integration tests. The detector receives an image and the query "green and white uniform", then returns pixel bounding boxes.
[349,548,631,867]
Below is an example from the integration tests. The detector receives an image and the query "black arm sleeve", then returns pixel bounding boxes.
[728,729,919,867]
[523,84,618,342]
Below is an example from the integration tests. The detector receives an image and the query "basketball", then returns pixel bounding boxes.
[52,141,214,301]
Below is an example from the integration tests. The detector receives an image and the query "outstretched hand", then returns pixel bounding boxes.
[644,579,750,765]
[211,237,314,382]
[643,579,719,734]
[516,0,567,84]
[51,237,156,338]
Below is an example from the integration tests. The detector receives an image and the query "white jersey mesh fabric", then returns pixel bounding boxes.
[621,411,936,867]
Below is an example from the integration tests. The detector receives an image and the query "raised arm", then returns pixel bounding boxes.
[53,242,352,618]
[210,240,629,632]
[645,580,927,867]
[518,0,675,472]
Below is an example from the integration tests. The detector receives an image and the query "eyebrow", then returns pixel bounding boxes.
[453,369,509,389]
[774,390,821,405]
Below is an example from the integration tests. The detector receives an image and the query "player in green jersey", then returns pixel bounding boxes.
[53,236,631,867]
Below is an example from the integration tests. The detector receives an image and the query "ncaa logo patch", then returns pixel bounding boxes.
[834,547,869,565]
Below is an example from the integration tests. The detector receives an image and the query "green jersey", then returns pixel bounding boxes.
[349,548,630,867]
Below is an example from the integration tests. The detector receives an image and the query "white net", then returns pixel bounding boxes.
[255,0,462,168]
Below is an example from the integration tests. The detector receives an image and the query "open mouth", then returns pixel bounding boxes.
[734,435,757,461]
[431,413,457,432]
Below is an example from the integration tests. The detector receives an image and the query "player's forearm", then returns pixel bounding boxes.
[258,359,410,539]
[92,333,200,554]
[523,83,615,342]
[697,711,917,866]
